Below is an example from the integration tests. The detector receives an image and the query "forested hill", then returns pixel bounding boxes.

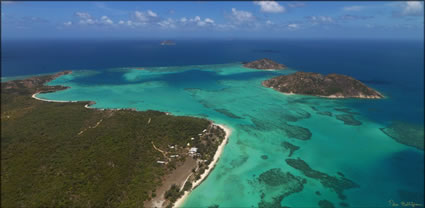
[1,72,211,207]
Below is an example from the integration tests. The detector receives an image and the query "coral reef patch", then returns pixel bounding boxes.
[285,158,359,200]
[318,199,335,208]
[281,141,300,157]
[335,114,362,126]
[282,122,312,140]
[380,122,424,150]
[256,168,307,208]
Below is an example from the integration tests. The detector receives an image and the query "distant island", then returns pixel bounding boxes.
[160,40,176,46]
[263,72,384,99]
[243,58,287,70]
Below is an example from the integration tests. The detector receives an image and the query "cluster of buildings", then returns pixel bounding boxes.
[156,128,209,164]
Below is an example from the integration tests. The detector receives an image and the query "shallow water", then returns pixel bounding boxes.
[36,63,424,207]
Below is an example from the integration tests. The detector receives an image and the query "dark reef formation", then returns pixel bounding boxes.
[285,158,359,200]
[335,114,362,126]
[282,122,312,140]
[318,200,335,208]
[261,155,269,160]
[339,202,350,207]
[317,111,333,117]
[281,141,300,157]
[257,168,307,208]
[214,108,242,119]
[334,108,358,115]
[280,109,311,122]
[243,58,287,70]
[380,122,424,150]
[263,72,384,99]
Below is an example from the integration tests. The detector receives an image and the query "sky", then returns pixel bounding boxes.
[1,1,424,40]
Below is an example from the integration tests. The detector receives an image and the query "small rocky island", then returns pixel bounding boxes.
[263,72,384,99]
[160,40,176,46]
[243,58,287,70]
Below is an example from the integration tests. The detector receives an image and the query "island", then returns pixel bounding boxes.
[160,40,176,46]
[263,72,384,99]
[243,58,287,70]
[1,72,230,208]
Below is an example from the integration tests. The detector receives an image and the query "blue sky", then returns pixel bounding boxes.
[1,1,424,39]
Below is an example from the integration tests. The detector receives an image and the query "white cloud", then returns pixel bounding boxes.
[75,12,91,19]
[100,16,113,25]
[204,18,214,24]
[288,2,306,8]
[266,20,273,25]
[147,10,158,17]
[401,1,424,16]
[118,20,125,25]
[254,1,285,13]
[126,20,134,26]
[180,16,216,27]
[287,23,299,30]
[158,18,176,29]
[307,16,334,24]
[133,10,159,24]
[343,6,364,11]
[215,23,236,31]
[231,8,255,23]
[75,12,96,25]
[63,21,72,26]
[1,1,16,4]
[73,12,116,26]
[339,14,373,21]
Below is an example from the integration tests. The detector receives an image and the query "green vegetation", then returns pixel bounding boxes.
[183,180,192,191]
[263,72,383,99]
[1,73,211,207]
[164,184,182,203]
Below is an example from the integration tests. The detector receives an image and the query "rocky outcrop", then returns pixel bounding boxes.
[243,58,287,70]
[263,72,383,99]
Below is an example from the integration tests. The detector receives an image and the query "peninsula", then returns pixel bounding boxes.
[243,58,287,70]
[1,72,229,208]
[263,72,384,99]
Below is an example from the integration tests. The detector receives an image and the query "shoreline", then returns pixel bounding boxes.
[32,93,77,103]
[263,82,384,99]
[173,123,232,208]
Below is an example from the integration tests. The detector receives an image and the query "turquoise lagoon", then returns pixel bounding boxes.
[37,63,424,207]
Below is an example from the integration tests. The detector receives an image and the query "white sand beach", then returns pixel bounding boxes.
[32,93,76,103]
[173,123,232,208]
